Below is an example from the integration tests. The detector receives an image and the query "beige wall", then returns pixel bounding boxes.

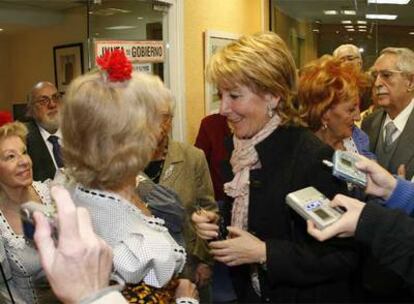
[184,0,268,143]
[273,7,317,68]
[0,36,12,111]
[2,6,87,112]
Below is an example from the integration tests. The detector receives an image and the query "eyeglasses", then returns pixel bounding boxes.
[34,93,62,107]
[340,55,361,62]
[369,69,404,82]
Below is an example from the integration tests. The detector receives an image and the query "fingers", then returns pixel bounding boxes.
[33,211,56,269]
[76,207,95,240]
[307,220,334,242]
[50,186,79,244]
[192,210,217,223]
[225,226,243,237]
[194,222,219,240]
[398,164,406,180]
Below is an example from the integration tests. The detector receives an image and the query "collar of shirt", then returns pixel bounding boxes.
[36,123,62,169]
[383,98,414,141]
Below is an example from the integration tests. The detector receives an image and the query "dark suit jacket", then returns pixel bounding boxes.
[26,120,56,181]
[222,126,358,303]
[361,108,414,180]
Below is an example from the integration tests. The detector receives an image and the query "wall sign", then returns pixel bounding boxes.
[94,40,164,63]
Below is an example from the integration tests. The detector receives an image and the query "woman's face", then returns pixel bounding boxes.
[324,97,361,140]
[218,85,278,139]
[0,136,33,190]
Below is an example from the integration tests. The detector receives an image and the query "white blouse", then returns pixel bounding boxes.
[71,185,186,288]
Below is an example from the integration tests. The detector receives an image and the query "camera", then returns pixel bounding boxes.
[286,187,343,230]
[332,151,367,188]
[20,201,58,242]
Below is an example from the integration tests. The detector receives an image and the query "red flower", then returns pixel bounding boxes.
[0,111,13,127]
[96,49,132,82]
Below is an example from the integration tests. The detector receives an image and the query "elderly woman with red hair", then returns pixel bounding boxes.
[298,55,374,159]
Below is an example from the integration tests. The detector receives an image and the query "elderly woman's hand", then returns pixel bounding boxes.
[209,227,266,267]
[307,194,365,241]
[191,210,219,240]
[34,186,113,304]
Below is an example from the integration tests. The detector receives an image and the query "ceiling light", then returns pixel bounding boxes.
[341,20,352,24]
[347,28,356,31]
[0,29,3,32]
[324,10,338,15]
[312,29,320,32]
[358,29,367,32]
[357,20,367,24]
[342,10,356,15]
[137,16,144,20]
[366,14,398,20]
[344,25,354,28]
[409,32,414,35]
[105,25,137,30]
[359,48,365,53]
[367,0,410,4]
[358,25,368,28]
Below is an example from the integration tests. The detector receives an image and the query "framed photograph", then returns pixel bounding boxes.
[53,43,84,93]
[204,30,240,114]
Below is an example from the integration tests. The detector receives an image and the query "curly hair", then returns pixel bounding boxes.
[298,55,370,131]
[206,31,303,126]
[61,71,164,190]
[0,121,28,144]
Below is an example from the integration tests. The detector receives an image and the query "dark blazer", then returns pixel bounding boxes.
[26,120,56,181]
[222,126,358,303]
[361,108,414,179]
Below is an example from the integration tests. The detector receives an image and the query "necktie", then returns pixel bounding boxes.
[48,135,64,168]
[384,121,398,147]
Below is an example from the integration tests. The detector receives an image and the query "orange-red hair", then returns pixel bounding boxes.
[298,55,370,131]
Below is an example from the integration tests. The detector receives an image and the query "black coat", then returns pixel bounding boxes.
[26,120,56,181]
[222,126,359,303]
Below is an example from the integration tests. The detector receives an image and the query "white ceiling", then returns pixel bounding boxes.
[273,0,414,26]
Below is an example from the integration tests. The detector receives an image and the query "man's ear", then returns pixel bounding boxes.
[407,74,414,92]
[265,94,281,110]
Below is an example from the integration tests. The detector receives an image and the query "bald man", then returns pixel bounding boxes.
[26,81,64,181]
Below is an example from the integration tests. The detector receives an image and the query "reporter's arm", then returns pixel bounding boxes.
[383,178,414,215]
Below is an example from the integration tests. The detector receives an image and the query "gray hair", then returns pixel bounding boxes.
[26,81,56,117]
[333,44,361,59]
[380,47,414,74]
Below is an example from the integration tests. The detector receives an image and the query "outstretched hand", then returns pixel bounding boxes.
[355,156,397,199]
[307,194,365,241]
[34,186,113,304]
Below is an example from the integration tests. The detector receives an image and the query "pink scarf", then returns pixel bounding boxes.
[224,115,281,230]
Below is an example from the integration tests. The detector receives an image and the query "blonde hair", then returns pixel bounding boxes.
[206,31,302,126]
[0,121,28,144]
[61,71,163,190]
[0,121,28,199]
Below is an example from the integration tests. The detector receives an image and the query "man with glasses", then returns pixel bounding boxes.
[333,44,363,68]
[362,48,414,180]
[361,48,414,302]
[26,81,64,181]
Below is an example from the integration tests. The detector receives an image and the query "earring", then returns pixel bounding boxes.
[267,104,274,118]
[322,122,328,130]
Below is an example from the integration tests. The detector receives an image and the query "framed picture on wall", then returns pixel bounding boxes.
[204,30,240,114]
[53,43,84,94]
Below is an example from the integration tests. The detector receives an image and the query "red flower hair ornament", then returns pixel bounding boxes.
[96,49,132,82]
